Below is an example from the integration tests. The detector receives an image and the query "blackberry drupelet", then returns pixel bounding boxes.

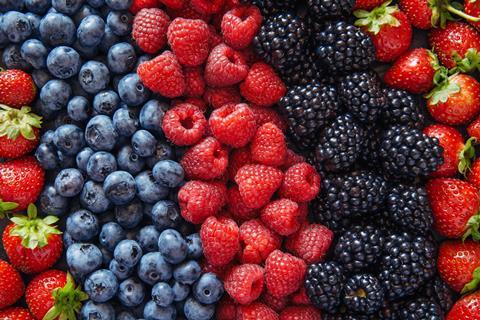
[400,298,443,320]
[316,21,375,74]
[253,12,309,72]
[314,113,367,172]
[420,276,456,314]
[333,225,384,273]
[279,81,340,150]
[337,71,387,124]
[310,196,352,233]
[323,312,378,320]
[247,0,298,17]
[305,261,345,313]
[306,0,355,20]
[379,232,437,300]
[359,124,381,167]
[386,184,433,235]
[382,88,425,129]
[277,49,324,86]
[343,274,385,315]
[378,125,444,180]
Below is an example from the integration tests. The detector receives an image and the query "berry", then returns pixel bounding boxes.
[262,292,288,312]
[66,243,103,278]
[285,223,333,264]
[200,216,240,266]
[239,219,281,264]
[162,103,207,146]
[138,252,172,285]
[132,8,170,54]
[228,147,253,181]
[0,260,24,309]
[0,69,37,108]
[158,229,188,264]
[279,163,321,202]
[190,0,225,14]
[178,180,226,223]
[382,88,425,128]
[224,263,264,304]
[446,291,480,320]
[204,86,242,109]
[260,199,302,236]
[279,306,321,320]
[117,73,151,107]
[250,105,287,132]
[421,276,456,314]
[0,307,34,320]
[117,278,145,307]
[240,62,286,107]
[77,16,105,48]
[181,137,229,180]
[251,122,287,167]
[130,0,158,13]
[113,239,143,268]
[205,43,249,87]
[159,0,185,9]
[343,274,385,315]
[265,250,307,298]
[184,66,206,97]
[467,159,480,188]
[237,302,279,320]
[305,261,345,313]
[78,61,110,95]
[193,272,224,305]
[227,185,258,221]
[222,5,263,49]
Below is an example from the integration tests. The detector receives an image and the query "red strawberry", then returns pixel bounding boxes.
[354,3,412,62]
[26,270,87,320]
[130,0,159,14]
[354,0,384,10]
[0,307,35,320]
[446,290,480,320]
[0,69,37,108]
[3,204,63,274]
[468,159,480,189]
[0,259,24,309]
[468,116,480,140]
[466,0,480,31]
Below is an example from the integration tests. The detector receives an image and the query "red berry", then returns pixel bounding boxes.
[204,86,242,109]
[205,44,249,87]
[0,307,35,320]
[291,287,311,305]
[0,260,24,309]
[132,8,171,54]
[251,122,287,167]
[240,62,286,107]
[250,105,287,132]
[279,163,321,202]
[265,250,307,298]
[261,292,288,313]
[178,180,226,223]
[237,303,279,320]
[159,0,185,9]
[285,223,333,264]
[221,5,263,49]
[184,67,206,97]
[227,185,258,221]
[181,137,229,180]
[162,103,207,146]
[190,0,225,14]
[281,149,306,170]
[224,263,264,304]
[167,1,211,20]
[217,295,237,320]
[130,0,159,14]
[239,219,281,264]
[0,70,37,109]
[260,199,302,236]
[279,306,321,320]
[201,259,235,279]
[200,216,240,266]
[173,97,208,112]
[227,147,253,181]
[467,159,480,188]
[468,116,480,140]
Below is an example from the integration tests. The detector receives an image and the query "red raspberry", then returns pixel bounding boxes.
[200,216,240,266]
[162,103,207,146]
[240,47,261,65]
[204,86,242,109]
[228,147,252,181]
[237,303,279,320]
[132,8,171,54]
[265,250,307,298]
[178,180,226,223]
[261,292,288,313]
[260,199,302,236]
[173,97,208,112]
[281,149,306,170]
[234,164,284,209]
[191,0,225,14]
[285,223,333,264]
[217,296,237,320]
[209,25,223,47]
[167,1,211,20]
[240,62,287,107]
[130,0,159,14]
[279,306,321,320]
[251,122,287,167]
[279,163,321,202]
[167,18,210,67]
[138,51,185,98]
[250,105,287,132]
[224,264,264,304]
[221,5,263,49]
[239,219,281,264]
[159,0,185,9]
[205,44,249,87]
[209,103,257,148]
[201,259,234,279]
[184,67,206,97]
[291,287,310,305]
[227,185,258,221]
[181,137,229,180]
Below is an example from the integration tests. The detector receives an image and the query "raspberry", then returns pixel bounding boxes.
[279,306,321,320]
[260,199,302,236]
[204,86,242,109]
[291,287,310,305]
[240,62,287,107]
[224,264,265,304]
[167,1,211,20]
[200,216,240,266]
[240,47,261,65]
[234,164,284,209]
[162,103,207,146]
[239,219,281,264]
[130,0,159,14]
[228,147,253,181]
[262,292,288,313]
[137,51,185,98]
[178,180,226,223]
[201,259,234,279]
[281,149,306,170]
[221,5,263,49]
[181,137,229,180]
[205,44,249,87]
[251,122,287,167]
[167,18,211,67]
[285,223,333,264]
[173,97,208,112]
[250,105,287,132]
[159,0,185,9]
[217,296,237,320]
[280,163,321,202]
[209,25,224,47]
[191,0,225,14]
[209,103,257,148]
[227,185,258,221]
[184,67,206,97]
[237,303,279,320]
[132,8,171,54]
[265,250,307,298]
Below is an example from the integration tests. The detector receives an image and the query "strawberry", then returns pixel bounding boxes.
[468,159,480,189]
[468,116,480,140]
[0,105,42,159]
[353,0,384,10]
[354,2,412,62]
[0,259,24,309]
[0,69,37,109]
[3,204,63,274]
[0,156,45,212]
[446,290,480,320]
[0,307,35,320]
[466,0,480,31]
[26,270,87,320]
[427,178,480,239]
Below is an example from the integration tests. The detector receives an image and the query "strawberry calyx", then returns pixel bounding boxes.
[451,48,480,74]
[0,199,19,219]
[353,1,401,34]
[9,203,62,249]
[461,266,480,294]
[429,0,480,28]
[463,213,480,241]
[43,273,88,320]
[425,71,461,105]
[459,137,477,175]
[0,104,42,141]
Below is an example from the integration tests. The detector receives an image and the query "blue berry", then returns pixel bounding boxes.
[117,311,135,320]
[73,39,99,59]
[0,0,24,11]
[117,145,145,175]
[86,151,117,182]
[114,199,143,229]
[80,301,115,320]
[151,200,181,232]
[136,54,151,70]
[114,239,143,268]
[20,39,47,69]
[63,231,77,248]
[186,233,203,260]
[54,168,84,197]
[106,10,132,36]
[152,282,174,307]
[132,130,157,157]
[46,46,81,79]
[78,60,110,94]
[3,44,31,70]
[85,115,119,151]
[57,151,77,168]
[153,160,184,188]
[139,100,167,134]
[183,298,215,320]
[24,12,41,38]
[118,277,146,307]
[0,11,32,43]
[73,4,100,24]
[192,273,224,305]
[66,209,99,241]
[39,12,76,46]
[158,229,188,264]
[99,221,126,251]
[76,147,94,172]
[104,171,136,205]
[144,300,176,320]
[38,184,69,216]
[93,90,121,116]
[106,0,132,10]
[54,124,86,156]
[84,269,119,303]
[25,0,51,14]
[52,0,84,15]
[173,261,201,285]
[31,69,52,89]
[113,107,139,137]
[68,96,91,122]
[137,252,172,285]
[136,225,160,252]
[99,26,120,54]
[66,243,103,277]
[118,73,151,107]
[80,180,112,213]
[40,79,72,112]
[109,259,132,280]
[135,171,169,204]
[35,143,59,170]
[108,42,136,74]
[77,15,105,47]
[87,0,105,7]
[146,142,174,169]
[99,245,113,267]
[40,130,55,145]
[172,282,190,302]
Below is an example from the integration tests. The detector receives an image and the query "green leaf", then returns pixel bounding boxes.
[462,266,480,294]
[459,137,477,175]
[464,214,480,241]
[0,200,18,218]
[46,273,88,320]
[354,1,400,35]
[426,80,461,105]
[0,105,42,141]
[451,48,480,74]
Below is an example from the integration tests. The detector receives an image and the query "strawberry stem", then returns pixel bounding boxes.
[446,3,480,21]
[463,214,480,241]
[462,266,480,294]
[353,1,401,35]
[459,137,477,175]
[451,48,480,74]
[0,104,42,141]
[425,72,461,105]
[43,273,88,320]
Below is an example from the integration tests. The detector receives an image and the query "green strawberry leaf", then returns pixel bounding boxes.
[463,214,480,241]
[426,80,461,105]
[354,1,400,35]
[0,105,42,141]
[459,137,477,175]
[43,273,88,320]
[451,48,480,74]
[462,266,480,294]
[0,200,18,219]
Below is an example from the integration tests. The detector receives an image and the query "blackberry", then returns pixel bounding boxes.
[337,71,387,124]
[379,232,437,300]
[359,124,382,167]
[306,0,355,20]
[316,21,375,74]
[279,81,340,150]
[333,225,384,273]
[305,261,345,313]
[277,49,324,86]
[382,88,425,129]
[386,184,434,235]
[253,12,309,71]
[378,125,444,180]
[343,274,385,315]
[421,276,456,314]
[400,298,443,320]
[247,0,297,17]
[323,312,377,320]
[314,114,367,172]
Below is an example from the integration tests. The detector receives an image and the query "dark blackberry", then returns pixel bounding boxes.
[379,232,437,300]
[420,276,456,314]
[378,125,444,180]
[253,12,309,72]
[360,124,382,167]
[400,298,443,320]
[324,312,377,320]
[334,225,384,273]
[279,81,340,150]
[314,113,367,172]
[343,274,385,315]
[247,0,297,17]
[386,184,434,235]
[382,88,425,129]
[306,0,355,20]
[305,261,345,313]
[277,49,324,86]
[337,71,387,124]
[316,21,375,74]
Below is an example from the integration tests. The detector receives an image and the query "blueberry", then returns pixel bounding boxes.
[85,115,119,151]
[20,39,46,70]
[52,0,84,15]
[114,239,143,268]
[54,168,84,197]
[31,69,52,89]
[193,273,224,305]
[136,225,160,252]
[158,229,188,264]
[146,142,174,168]
[86,151,117,182]
[108,42,136,74]
[73,4,99,24]
[35,143,59,170]
[99,222,126,251]
[111,108,138,138]
[99,26,120,54]
[66,209,99,241]
[118,277,145,307]
[1,11,32,43]
[84,269,119,303]
[135,171,169,204]
[139,100,167,134]
[38,184,69,216]
[0,0,24,11]
[106,10,132,36]
[2,44,31,70]
[173,261,201,285]
[106,0,132,10]
[104,171,136,205]
[46,46,81,79]
[136,54,151,69]
[152,282,174,307]
[132,130,157,157]
[40,130,55,145]
[151,200,181,231]
[99,245,113,267]
[117,311,135,320]
[39,13,76,46]
[40,79,72,112]
[118,73,151,107]
[183,298,215,320]
[144,203,153,217]
[25,0,51,14]
[92,90,120,116]
[78,60,110,94]
[74,148,93,172]
[25,12,41,38]
[186,233,203,259]
[87,0,104,7]
[54,124,85,156]
[144,300,176,320]
[153,160,184,188]
[80,301,115,320]
[109,259,132,281]
[115,199,143,229]
[80,180,112,213]
[137,252,172,285]
[57,151,77,168]
[77,15,105,47]
[172,282,190,302]
[68,96,91,122]
[63,231,77,248]
[66,243,103,277]
[73,39,99,59]
[0,27,10,48]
